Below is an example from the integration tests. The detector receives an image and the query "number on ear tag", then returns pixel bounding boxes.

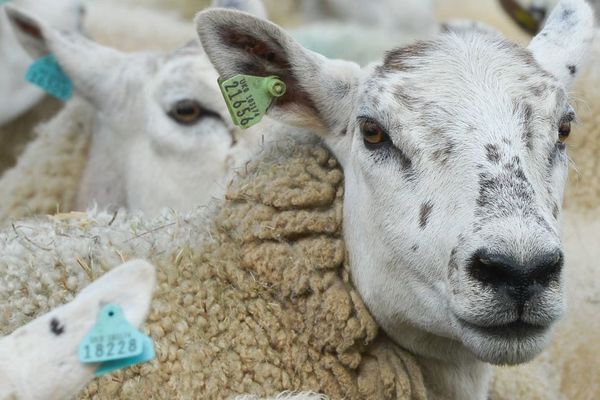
[219,74,286,129]
[25,54,73,101]
[79,304,155,377]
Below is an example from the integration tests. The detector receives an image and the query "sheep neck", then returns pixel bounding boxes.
[387,322,492,400]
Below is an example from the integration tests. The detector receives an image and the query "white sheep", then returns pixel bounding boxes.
[0,0,196,175]
[3,1,290,217]
[196,0,595,397]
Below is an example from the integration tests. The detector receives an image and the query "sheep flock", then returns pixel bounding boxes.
[0,0,599,399]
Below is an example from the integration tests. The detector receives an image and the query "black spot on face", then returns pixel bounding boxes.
[411,244,419,252]
[561,8,575,21]
[485,144,501,163]
[50,318,65,336]
[419,201,434,229]
[567,65,577,76]
[552,203,560,219]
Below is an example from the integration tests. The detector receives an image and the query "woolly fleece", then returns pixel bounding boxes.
[0,136,428,399]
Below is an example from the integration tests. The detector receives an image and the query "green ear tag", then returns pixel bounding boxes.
[219,75,286,129]
[79,304,155,377]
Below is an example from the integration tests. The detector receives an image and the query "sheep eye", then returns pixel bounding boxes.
[360,119,389,147]
[558,121,571,143]
[168,99,205,125]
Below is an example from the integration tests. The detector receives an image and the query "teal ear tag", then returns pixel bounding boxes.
[0,1,11,5]
[218,74,286,129]
[25,54,73,101]
[79,304,155,377]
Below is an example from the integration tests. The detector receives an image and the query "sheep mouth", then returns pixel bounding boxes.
[457,316,553,364]
[459,318,548,339]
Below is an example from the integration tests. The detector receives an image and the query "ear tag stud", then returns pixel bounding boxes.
[25,54,73,101]
[79,304,155,377]
[219,74,286,129]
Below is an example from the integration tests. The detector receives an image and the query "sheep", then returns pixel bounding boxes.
[0,0,194,175]
[0,260,156,400]
[2,0,597,398]
[196,1,597,398]
[1,1,276,218]
[0,1,300,221]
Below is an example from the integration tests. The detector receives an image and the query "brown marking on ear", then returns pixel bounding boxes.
[14,16,43,40]
[217,27,322,123]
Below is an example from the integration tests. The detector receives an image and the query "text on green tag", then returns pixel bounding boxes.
[219,75,286,129]
[79,304,155,377]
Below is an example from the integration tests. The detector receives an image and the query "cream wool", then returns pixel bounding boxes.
[0,137,428,400]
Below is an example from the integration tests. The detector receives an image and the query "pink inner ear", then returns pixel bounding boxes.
[14,17,43,40]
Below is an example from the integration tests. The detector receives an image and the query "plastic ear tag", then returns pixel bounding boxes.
[218,74,286,129]
[0,1,11,5]
[25,54,73,101]
[79,304,155,377]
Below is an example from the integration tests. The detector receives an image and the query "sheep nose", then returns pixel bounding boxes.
[467,249,563,302]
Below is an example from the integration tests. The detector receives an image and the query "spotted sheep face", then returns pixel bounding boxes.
[197,0,595,365]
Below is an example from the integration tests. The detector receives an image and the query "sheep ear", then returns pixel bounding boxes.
[6,5,126,105]
[196,9,360,134]
[4,5,50,59]
[527,0,595,89]
[211,0,268,19]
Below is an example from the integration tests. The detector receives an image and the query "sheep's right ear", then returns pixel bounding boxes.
[196,9,360,136]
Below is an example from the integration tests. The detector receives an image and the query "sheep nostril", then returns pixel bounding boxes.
[467,249,563,300]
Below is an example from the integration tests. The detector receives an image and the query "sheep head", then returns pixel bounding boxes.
[196,0,595,366]
[5,1,269,214]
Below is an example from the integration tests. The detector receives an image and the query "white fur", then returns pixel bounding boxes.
[195,1,595,398]
[0,0,83,126]
[0,260,156,400]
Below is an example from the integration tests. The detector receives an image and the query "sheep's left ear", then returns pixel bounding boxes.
[528,0,595,88]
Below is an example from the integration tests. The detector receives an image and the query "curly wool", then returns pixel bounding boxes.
[0,137,427,400]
